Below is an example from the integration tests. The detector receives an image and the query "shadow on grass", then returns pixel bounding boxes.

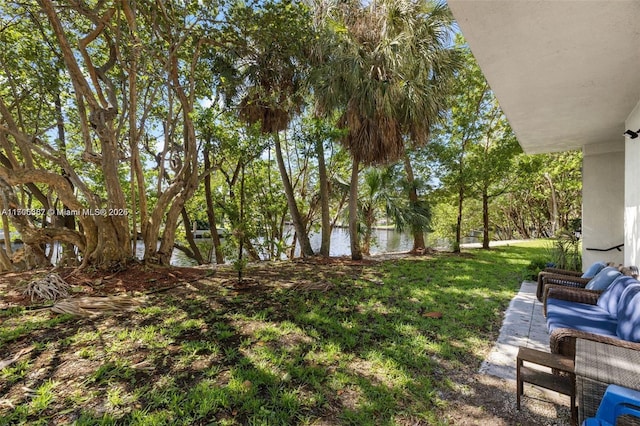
[1,244,572,425]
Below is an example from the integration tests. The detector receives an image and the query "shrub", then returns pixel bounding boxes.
[526,257,549,280]
[546,229,582,272]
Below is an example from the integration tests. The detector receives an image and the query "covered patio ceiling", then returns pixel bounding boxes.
[447,0,640,154]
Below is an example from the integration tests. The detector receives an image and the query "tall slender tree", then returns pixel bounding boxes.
[428,38,522,251]
[311,0,458,260]
[214,0,316,257]
[466,106,521,249]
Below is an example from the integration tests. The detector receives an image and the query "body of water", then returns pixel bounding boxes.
[3,227,419,267]
[307,227,414,257]
[171,227,417,266]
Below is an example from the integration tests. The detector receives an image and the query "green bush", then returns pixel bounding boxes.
[526,257,549,280]
[546,230,582,272]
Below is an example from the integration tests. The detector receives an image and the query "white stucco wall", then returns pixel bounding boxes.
[582,141,625,269]
[625,100,640,268]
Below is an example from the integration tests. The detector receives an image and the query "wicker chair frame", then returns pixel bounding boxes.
[537,265,638,303]
[536,268,584,301]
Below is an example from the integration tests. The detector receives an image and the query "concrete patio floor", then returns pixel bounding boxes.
[480,280,549,380]
[478,279,574,424]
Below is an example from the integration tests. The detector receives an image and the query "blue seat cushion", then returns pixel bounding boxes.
[547,298,618,337]
[617,284,640,342]
[582,261,607,278]
[597,276,640,317]
[585,266,622,291]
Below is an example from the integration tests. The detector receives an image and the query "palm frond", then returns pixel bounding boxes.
[24,273,70,302]
[51,295,142,317]
[311,0,460,165]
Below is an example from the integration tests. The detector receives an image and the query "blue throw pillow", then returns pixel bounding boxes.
[597,276,639,317]
[581,261,607,278]
[585,266,622,291]
[616,284,640,342]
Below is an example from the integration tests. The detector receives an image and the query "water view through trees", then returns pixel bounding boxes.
[173,227,417,266]
[4,227,417,266]
[0,1,581,273]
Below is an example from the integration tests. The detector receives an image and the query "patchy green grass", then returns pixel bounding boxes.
[0,242,549,425]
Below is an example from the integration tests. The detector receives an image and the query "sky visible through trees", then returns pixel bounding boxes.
[0,0,581,271]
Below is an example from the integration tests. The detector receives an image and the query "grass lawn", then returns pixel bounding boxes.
[1,241,551,425]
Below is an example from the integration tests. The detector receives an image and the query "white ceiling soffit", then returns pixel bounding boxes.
[447,0,640,154]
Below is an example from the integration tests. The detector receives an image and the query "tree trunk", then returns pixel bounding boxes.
[155,130,199,265]
[454,184,463,253]
[204,147,225,264]
[0,244,12,272]
[403,154,426,253]
[181,208,204,264]
[125,4,146,258]
[91,121,132,266]
[0,197,13,271]
[42,0,132,269]
[55,93,79,266]
[362,207,374,256]
[1,192,12,259]
[243,238,261,261]
[349,158,362,260]
[238,164,246,281]
[544,172,559,236]
[482,188,490,249]
[289,231,298,260]
[0,177,51,269]
[273,132,314,257]
[144,47,200,266]
[316,138,331,257]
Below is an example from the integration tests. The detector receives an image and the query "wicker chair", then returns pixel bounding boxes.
[541,267,637,316]
[538,264,638,303]
[547,284,640,359]
[537,272,590,301]
[536,262,609,302]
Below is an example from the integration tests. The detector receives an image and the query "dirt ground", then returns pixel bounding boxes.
[0,258,572,425]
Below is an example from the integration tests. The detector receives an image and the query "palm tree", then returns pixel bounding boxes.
[360,168,390,256]
[311,0,459,260]
[218,1,316,257]
[359,166,431,255]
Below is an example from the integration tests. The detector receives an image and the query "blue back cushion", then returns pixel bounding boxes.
[597,276,639,317]
[616,284,640,342]
[585,267,622,291]
[582,261,607,278]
